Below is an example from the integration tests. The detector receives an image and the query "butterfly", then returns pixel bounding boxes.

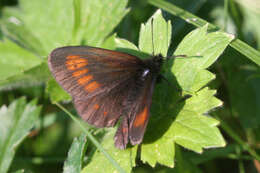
[48,45,168,149]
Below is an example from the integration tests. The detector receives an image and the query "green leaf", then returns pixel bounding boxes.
[115,38,139,51]
[82,129,137,173]
[2,0,75,54]
[171,88,225,152]
[12,169,33,173]
[114,37,144,58]
[0,38,42,81]
[141,88,225,167]
[0,97,41,173]
[139,9,171,57]
[120,10,231,167]
[0,17,46,56]
[46,78,71,103]
[148,0,260,66]
[141,129,176,168]
[0,62,50,90]
[44,0,129,102]
[76,0,129,46]
[63,134,87,173]
[101,34,117,50]
[172,24,234,92]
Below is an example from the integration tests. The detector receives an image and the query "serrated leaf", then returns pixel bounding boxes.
[142,87,225,167]
[82,129,137,173]
[171,88,225,153]
[77,0,129,46]
[172,24,234,92]
[123,11,232,167]
[139,9,171,57]
[0,97,41,173]
[141,131,175,168]
[0,38,42,81]
[63,134,87,173]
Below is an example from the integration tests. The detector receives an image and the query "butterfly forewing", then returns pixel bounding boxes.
[48,46,143,100]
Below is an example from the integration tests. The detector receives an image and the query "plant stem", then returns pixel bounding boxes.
[55,102,126,173]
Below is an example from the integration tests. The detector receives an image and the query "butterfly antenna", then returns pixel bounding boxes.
[151,18,155,56]
[172,55,187,58]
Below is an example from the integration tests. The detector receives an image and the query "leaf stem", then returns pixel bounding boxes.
[224,0,228,31]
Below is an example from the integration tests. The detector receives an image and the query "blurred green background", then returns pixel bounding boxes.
[0,0,260,173]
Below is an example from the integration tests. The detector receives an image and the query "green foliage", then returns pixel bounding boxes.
[0,98,41,173]
[0,0,259,172]
[0,39,41,81]
[148,0,260,66]
[63,134,88,173]
[75,0,129,46]
[0,62,49,90]
[1,0,74,54]
[172,24,234,92]
[82,129,138,173]
[134,13,230,167]
[46,78,71,103]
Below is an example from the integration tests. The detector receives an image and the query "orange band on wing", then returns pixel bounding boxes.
[133,107,148,127]
[66,58,87,65]
[77,75,93,85]
[66,58,88,71]
[85,81,100,92]
[73,69,89,77]
[94,104,100,109]
[67,55,81,59]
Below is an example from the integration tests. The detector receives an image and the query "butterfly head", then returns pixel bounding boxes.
[145,54,164,74]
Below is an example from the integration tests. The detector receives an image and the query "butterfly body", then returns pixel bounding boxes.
[48,46,164,149]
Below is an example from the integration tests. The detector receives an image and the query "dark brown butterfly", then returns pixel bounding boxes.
[48,46,165,149]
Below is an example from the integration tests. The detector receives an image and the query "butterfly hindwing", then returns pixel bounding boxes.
[114,72,156,149]
[73,77,133,127]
